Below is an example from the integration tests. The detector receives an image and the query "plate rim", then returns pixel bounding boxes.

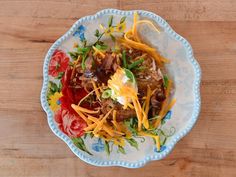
[40,8,201,168]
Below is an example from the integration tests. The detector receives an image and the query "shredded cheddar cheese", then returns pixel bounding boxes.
[142,85,151,129]
[138,131,161,151]
[84,123,96,131]
[132,11,141,42]
[92,46,105,58]
[72,105,99,114]
[112,110,122,131]
[91,80,101,101]
[93,109,113,135]
[71,104,90,124]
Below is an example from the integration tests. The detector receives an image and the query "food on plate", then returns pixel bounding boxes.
[48,12,176,154]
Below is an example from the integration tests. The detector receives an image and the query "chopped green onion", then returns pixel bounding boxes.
[133,66,147,71]
[95,44,108,50]
[163,75,169,88]
[68,51,79,60]
[77,46,90,54]
[128,58,144,70]
[81,55,87,70]
[122,50,127,68]
[102,89,112,99]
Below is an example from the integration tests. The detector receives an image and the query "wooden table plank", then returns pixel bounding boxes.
[0,0,236,177]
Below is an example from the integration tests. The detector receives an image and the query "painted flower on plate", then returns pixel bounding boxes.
[48,50,69,77]
[54,108,86,138]
[59,67,88,114]
[73,25,86,42]
[48,92,62,111]
[92,139,105,152]
[115,22,126,32]
[154,145,166,153]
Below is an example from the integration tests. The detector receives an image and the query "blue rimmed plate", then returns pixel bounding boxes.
[40,9,201,168]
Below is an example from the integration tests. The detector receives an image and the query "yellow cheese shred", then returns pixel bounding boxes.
[112,110,121,131]
[71,104,90,124]
[132,11,141,42]
[124,30,156,52]
[102,124,115,137]
[78,86,106,106]
[113,138,125,147]
[138,131,160,151]
[154,99,176,128]
[92,46,105,58]
[154,79,173,128]
[87,115,101,124]
[84,123,96,131]
[142,85,151,129]
[132,97,142,131]
[71,104,99,114]
[93,109,113,135]
[91,80,101,101]
[154,136,161,151]
[127,103,134,109]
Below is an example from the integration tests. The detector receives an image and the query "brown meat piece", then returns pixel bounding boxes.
[150,86,166,117]
[94,52,121,84]
[101,99,136,122]
[137,78,163,98]
[125,48,143,59]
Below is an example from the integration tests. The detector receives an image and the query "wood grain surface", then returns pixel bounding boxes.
[0,0,236,177]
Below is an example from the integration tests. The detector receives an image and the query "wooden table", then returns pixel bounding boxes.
[1,0,236,176]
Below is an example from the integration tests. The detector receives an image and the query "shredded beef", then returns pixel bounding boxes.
[101,99,136,122]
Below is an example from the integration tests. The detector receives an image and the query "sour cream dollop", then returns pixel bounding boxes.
[107,67,137,106]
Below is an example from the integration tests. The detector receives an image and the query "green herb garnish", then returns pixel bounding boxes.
[122,50,127,68]
[95,44,108,51]
[124,118,138,136]
[68,51,79,60]
[133,66,147,71]
[128,58,144,70]
[163,75,169,88]
[76,46,90,70]
[102,89,112,99]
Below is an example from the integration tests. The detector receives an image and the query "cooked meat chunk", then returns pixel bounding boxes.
[137,78,163,98]
[94,52,121,84]
[150,86,166,117]
[101,99,136,122]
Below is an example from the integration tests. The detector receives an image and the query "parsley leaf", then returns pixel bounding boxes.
[163,75,169,88]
